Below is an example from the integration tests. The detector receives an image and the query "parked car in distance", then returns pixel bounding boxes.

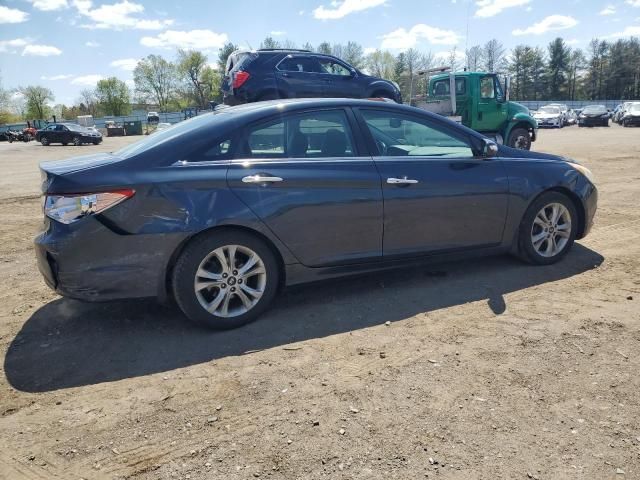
[532,105,564,128]
[222,48,402,105]
[547,103,569,125]
[35,98,597,330]
[36,123,103,146]
[621,102,640,127]
[565,109,578,125]
[578,105,610,127]
[147,112,160,124]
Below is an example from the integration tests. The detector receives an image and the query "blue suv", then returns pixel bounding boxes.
[222,48,402,105]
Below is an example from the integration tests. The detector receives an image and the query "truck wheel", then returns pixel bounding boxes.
[507,128,531,150]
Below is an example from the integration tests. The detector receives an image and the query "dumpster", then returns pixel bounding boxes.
[124,120,143,136]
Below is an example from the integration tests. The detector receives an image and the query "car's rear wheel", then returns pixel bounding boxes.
[62,142,68,146]
[40,137,49,146]
[172,230,279,329]
[507,127,531,150]
[518,192,577,265]
[72,136,81,146]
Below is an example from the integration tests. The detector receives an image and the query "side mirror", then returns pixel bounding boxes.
[484,139,499,158]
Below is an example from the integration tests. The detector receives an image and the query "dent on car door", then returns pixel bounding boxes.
[356,108,510,257]
[226,108,383,267]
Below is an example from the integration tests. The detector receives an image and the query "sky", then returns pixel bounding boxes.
[1,0,639,105]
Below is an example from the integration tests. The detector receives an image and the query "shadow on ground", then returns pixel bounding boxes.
[4,245,603,392]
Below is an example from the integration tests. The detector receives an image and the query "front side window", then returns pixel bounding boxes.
[480,76,495,99]
[317,58,351,76]
[243,110,356,159]
[361,109,474,158]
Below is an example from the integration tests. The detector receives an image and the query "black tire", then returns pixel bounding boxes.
[172,230,280,329]
[93,140,100,145]
[40,137,49,146]
[517,191,578,265]
[7,136,13,143]
[72,136,81,146]
[62,142,68,146]
[507,127,531,150]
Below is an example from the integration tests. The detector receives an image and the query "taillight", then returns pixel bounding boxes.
[232,71,250,89]
[44,189,135,224]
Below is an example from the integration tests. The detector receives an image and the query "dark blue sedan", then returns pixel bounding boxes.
[35,99,598,329]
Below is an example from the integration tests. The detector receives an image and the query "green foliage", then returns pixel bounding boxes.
[133,54,177,111]
[261,36,279,49]
[21,85,54,120]
[217,42,238,72]
[95,77,131,116]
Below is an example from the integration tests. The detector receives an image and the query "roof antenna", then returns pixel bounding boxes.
[465,0,470,70]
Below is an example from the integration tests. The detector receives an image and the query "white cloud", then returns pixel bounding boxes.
[110,58,138,71]
[512,15,578,36]
[381,24,460,49]
[71,74,103,86]
[599,4,616,15]
[475,0,530,17]
[0,5,29,23]
[270,30,286,36]
[85,41,100,47]
[22,44,62,56]
[27,0,69,11]
[41,74,73,80]
[626,0,640,7]
[313,0,386,20]
[0,38,29,53]
[140,29,228,49]
[609,25,640,36]
[74,0,173,30]
[565,38,579,45]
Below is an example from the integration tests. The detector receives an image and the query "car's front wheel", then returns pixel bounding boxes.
[172,230,279,329]
[72,136,82,146]
[40,137,49,146]
[518,192,577,265]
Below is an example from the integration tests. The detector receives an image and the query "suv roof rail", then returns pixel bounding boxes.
[257,48,311,53]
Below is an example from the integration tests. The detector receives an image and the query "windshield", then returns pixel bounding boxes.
[539,107,560,114]
[583,105,606,114]
[629,104,640,113]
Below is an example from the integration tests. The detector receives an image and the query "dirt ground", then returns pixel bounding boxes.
[0,125,638,480]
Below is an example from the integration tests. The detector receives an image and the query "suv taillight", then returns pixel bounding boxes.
[232,71,250,89]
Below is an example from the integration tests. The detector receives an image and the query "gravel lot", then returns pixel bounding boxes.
[0,126,639,479]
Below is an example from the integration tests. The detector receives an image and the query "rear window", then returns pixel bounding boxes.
[431,78,466,96]
[226,52,258,73]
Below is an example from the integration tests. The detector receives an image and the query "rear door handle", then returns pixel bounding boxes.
[242,175,284,183]
[387,177,418,185]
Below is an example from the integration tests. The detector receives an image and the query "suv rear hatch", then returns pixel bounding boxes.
[222,51,259,97]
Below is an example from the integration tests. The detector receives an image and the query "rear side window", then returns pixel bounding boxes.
[226,52,258,73]
[241,110,356,159]
[277,56,321,73]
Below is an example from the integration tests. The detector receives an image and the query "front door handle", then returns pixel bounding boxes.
[387,177,418,185]
[242,175,284,183]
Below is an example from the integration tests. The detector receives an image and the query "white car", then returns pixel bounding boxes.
[533,106,564,128]
[548,103,569,126]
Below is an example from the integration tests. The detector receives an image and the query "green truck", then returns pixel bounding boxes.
[416,68,538,150]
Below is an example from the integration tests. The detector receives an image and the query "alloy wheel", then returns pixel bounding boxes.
[530,202,572,257]
[194,245,267,318]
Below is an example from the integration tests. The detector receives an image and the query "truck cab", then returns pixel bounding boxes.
[424,70,537,150]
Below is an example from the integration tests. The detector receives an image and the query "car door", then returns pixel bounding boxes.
[476,75,508,132]
[227,108,383,267]
[274,55,328,98]
[355,107,509,257]
[316,56,360,98]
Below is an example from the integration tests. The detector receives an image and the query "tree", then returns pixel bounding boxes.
[447,46,461,72]
[95,77,131,116]
[134,54,177,111]
[302,42,314,52]
[178,49,210,108]
[21,85,54,119]
[217,42,237,73]
[546,37,571,99]
[567,48,586,100]
[365,49,396,79]
[260,36,280,49]
[317,42,332,55]
[78,89,98,116]
[465,45,483,71]
[394,52,406,84]
[482,39,506,72]
[343,41,364,68]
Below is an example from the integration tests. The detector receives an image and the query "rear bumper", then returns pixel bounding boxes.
[34,216,186,301]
